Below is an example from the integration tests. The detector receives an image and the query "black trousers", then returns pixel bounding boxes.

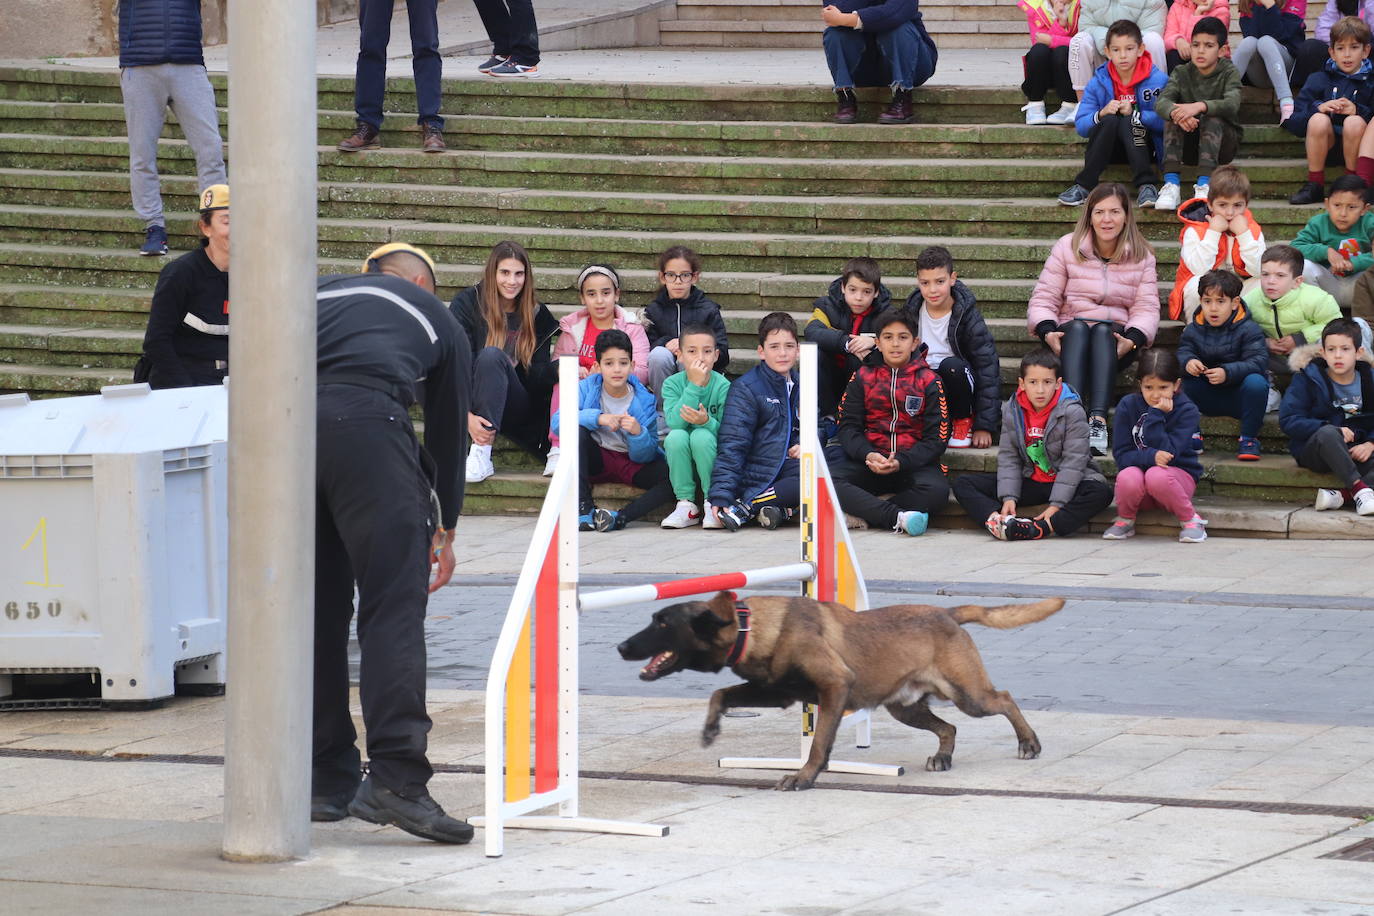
[1075,112,1158,190]
[952,472,1114,536]
[313,385,436,800]
[1290,39,1330,97]
[1298,424,1374,488]
[1058,319,1134,417]
[577,427,676,521]
[1022,43,1075,103]
[473,0,540,65]
[472,346,547,452]
[831,455,950,529]
[937,357,975,420]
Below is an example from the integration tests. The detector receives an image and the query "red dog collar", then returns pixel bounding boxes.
[724,598,751,666]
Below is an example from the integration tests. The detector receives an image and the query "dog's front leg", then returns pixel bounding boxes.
[702,683,797,747]
[777,682,849,791]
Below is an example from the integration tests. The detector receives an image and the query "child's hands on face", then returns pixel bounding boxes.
[1154,449,1175,467]
[1227,213,1250,236]
[685,356,711,387]
[1207,213,1230,233]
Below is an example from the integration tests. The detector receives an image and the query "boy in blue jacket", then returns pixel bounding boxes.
[1279,317,1374,515]
[551,329,674,532]
[709,312,802,531]
[1058,19,1168,209]
[1287,16,1374,205]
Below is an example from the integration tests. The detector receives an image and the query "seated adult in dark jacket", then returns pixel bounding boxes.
[821,0,940,124]
[708,313,803,531]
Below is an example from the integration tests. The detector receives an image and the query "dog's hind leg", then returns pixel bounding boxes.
[702,683,798,747]
[946,682,1041,761]
[885,697,957,772]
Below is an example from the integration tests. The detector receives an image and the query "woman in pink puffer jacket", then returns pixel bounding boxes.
[1028,182,1159,451]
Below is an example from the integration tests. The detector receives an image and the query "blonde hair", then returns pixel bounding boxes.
[479,240,539,369]
[1070,182,1152,264]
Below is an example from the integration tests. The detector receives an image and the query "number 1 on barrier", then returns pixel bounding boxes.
[20,518,63,589]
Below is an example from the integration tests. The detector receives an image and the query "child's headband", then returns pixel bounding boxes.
[577,265,619,290]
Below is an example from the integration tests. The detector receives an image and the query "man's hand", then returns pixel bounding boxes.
[1203,366,1227,385]
[821,4,857,27]
[468,412,496,446]
[1185,358,1207,377]
[1155,449,1175,467]
[1043,330,1065,355]
[1351,440,1374,462]
[1118,99,1133,116]
[679,402,709,426]
[1342,425,1357,443]
[685,356,711,387]
[971,429,994,449]
[428,529,455,594]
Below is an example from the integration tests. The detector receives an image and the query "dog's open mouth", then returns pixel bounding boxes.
[639,650,676,681]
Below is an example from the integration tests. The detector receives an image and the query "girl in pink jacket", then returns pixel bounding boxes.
[1028,182,1159,452]
[546,264,650,469]
[1164,0,1231,71]
[1020,0,1081,125]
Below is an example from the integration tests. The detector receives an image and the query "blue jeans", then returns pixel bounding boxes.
[1183,372,1269,439]
[355,0,443,129]
[822,23,923,91]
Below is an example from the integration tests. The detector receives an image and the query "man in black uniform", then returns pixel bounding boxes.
[311,242,474,844]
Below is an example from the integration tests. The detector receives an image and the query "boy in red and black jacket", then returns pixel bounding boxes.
[829,310,949,536]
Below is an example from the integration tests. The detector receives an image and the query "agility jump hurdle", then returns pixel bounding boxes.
[477,347,900,858]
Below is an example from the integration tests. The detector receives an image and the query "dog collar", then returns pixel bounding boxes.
[724,599,751,666]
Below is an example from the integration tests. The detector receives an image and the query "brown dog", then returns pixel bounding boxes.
[617,591,1064,790]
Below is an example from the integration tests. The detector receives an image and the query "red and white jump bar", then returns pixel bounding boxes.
[577,563,817,612]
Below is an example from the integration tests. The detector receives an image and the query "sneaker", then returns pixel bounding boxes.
[139,224,169,256]
[895,510,928,536]
[542,446,559,477]
[1278,101,1294,124]
[1236,436,1261,461]
[701,504,724,529]
[465,444,494,483]
[1192,182,1209,201]
[1021,101,1048,125]
[477,54,508,73]
[1058,183,1090,206]
[420,123,446,153]
[348,777,474,844]
[948,416,973,448]
[1153,182,1179,211]
[834,89,858,124]
[1289,181,1324,206]
[1088,416,1108,454]
[757,505,788,530]
[1265,384,1282,413]
[1004,516,1049,540]
[489,60,539,77]
[1046,101,1077,125]
[1133,183,1157,208]
[1102,517,1135,540]
[1178,515,1208,543]
[593,507,626,532]
[1355,487,1374,516]
[1314,488,1345,511]
[338,120,380,152]
[661,499,702,529]
[984,512,1009,540]
[311,790,354,822]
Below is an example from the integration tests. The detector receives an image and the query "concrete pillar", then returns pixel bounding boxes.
[221,0,318,862]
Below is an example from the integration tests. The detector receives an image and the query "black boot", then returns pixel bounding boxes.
[879,88,914,124]
[834,88,857,124]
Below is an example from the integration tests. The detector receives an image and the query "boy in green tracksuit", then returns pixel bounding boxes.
[1243,243,1343,378]
[659,323,732,529]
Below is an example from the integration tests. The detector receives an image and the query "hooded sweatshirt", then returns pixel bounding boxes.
[1242,280,1343,346]
[641,285,731,374]
[1075,52,1169,162]
[998,382,1106,506]
[1287,57,1374,138]
[1169,197,1265,320]
[1111,389,1205,480]
[1155,57,1244,130]
[1292,210,1374,275]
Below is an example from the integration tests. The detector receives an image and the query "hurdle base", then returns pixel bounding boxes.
[718,757,905,777]
[471,815,667,854]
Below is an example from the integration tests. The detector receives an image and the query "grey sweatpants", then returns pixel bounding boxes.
[1298,423,1374,488]
[1230,35,1294,105]
[120,64,227,229]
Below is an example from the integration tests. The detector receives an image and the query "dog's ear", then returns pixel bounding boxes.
[690,608,730,641]
[705,590,737,623]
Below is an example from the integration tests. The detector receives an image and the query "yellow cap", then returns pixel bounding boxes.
[199,184,229,212]
[361,242,437,276]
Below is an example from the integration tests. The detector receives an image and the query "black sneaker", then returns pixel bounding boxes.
[347,777,474,844]
[140,225,168,256]
[1136,183,1159,208]
[1289,181,1324,205]
[757,505,788,530]
[477,54,508,73]
[1057,183,1089,206]
[311,789,355,822]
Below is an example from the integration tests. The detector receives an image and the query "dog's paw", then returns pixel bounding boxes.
[700,722,720,748]
[925,753,952,772]
[775,772,815,791]
[1017,737,1041,760]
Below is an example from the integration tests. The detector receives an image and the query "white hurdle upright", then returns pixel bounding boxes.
[476,347,901,858]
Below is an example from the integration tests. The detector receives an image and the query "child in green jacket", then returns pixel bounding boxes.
[1292,174,1374,311]
[660,323,732,528]
[1243,243,1343,376]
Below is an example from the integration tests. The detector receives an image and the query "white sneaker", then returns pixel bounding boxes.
[1154,182,1181,211]
[1088,416,1108,453]
[1021,101,1047,125]
[701,503,724,529]
[465,444,494,483]
[542,446,559,477]
[1192,182,1209,201]
[660,499,702,529]
[1355,488,1374,516]
[1265,385,1282,413]
[1046,101,1077,125]
[1314,488,1345,511]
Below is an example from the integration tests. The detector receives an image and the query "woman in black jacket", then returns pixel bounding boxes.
[451,240,559,482]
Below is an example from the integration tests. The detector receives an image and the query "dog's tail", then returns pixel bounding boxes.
[948,598,1064,630]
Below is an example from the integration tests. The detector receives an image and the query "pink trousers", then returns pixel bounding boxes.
[1113,465,1198,523]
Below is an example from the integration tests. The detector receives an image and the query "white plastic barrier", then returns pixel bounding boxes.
[0,382,229,705]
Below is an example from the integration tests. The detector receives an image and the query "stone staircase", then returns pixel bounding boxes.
[0,63,1365,537]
